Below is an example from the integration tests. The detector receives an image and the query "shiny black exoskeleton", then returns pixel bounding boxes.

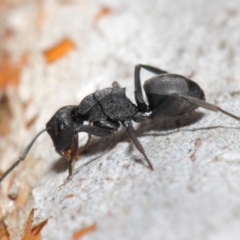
[46,83,151,176]
[1,64,240,182]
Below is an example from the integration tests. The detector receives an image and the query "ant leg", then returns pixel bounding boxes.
[134,64,167,112]
[67,133,79,179]
[177,94,240,121]
[80,121,119,152]
[136,64,168,76]
[77,125,115,137]
[122,120,154,170]
[134,65,149,112]
[93,120,120,130]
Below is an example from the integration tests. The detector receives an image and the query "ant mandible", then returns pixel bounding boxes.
[1,64,240,182]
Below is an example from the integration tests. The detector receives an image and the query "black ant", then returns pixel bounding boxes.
[1,64,240,183]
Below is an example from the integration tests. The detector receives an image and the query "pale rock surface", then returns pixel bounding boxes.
[1,0,240,239]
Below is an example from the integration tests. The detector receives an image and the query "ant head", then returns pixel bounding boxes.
[46,105,83,156]
[0,105,85,183]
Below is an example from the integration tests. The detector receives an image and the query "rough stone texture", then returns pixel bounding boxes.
[1,0,240,239]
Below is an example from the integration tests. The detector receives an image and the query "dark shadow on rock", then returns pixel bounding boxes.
[51,156,68,174]
[73,151,109,177]
[50,110,240,174]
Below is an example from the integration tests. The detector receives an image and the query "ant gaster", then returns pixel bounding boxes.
[1,64,240,182]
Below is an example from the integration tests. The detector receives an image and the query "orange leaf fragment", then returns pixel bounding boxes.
[25,114,38,128]
[66,193,74,199]
[22,209,34,240]
[72,223,96,240]
[31,219,48,236]
[0,95,11,135]
[21,209,48,240]
[95,7,111,21]
[0,52,27,91]
[43,39,76,63]
[0,221,10,240]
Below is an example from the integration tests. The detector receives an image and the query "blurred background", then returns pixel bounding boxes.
[1,0,240,239]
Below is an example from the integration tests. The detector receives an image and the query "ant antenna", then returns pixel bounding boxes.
[0,129,47,183]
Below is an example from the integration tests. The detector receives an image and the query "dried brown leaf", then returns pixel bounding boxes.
[0,221,10,240]
[95,7,111,21]
[21,209,48,240]
[72,223,96,240]
[43,39,76,63]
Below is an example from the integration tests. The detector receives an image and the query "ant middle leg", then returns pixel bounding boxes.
[122,120,154,170]
[93,120,120,131]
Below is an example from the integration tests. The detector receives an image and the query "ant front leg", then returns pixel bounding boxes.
[67,133,79,180]
[69,124,115,177]
[134,64,167,112]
